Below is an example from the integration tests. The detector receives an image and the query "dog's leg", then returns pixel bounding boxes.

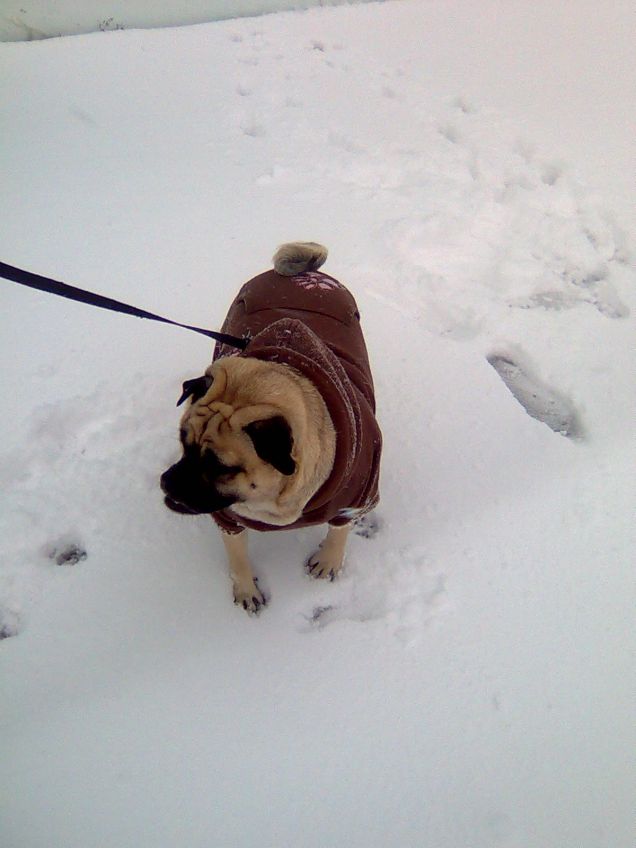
[220,530,266,615]
[306,523,350,581]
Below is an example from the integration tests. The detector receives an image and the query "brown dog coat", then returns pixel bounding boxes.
[211,268,381,534]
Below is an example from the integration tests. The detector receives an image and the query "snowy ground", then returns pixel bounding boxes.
[1,3,635,847]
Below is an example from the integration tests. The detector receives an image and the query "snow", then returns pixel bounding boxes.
[1,2,635,846]
[0,1,379,42]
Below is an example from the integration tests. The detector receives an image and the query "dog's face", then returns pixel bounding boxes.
[160,359,297,518]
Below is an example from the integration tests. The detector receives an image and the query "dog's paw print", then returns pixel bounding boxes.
[241,121,266,138]
[353,512,381,540]
[0,607,21,640]
[298,604,338,632]
[45,539,88,566]
[298,546,452,644]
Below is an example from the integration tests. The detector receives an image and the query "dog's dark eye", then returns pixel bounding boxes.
[201,451,242,481]
[219,464,243,479]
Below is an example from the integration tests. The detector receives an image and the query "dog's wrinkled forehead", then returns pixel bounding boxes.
[179,362,281,448]
[182,400,234,447]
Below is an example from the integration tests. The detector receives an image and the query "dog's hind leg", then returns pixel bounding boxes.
[220,530,266,615]
[306,523,350,582]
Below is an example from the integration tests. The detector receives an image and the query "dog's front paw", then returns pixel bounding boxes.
[233,579,267,615]
[305,551,342,582]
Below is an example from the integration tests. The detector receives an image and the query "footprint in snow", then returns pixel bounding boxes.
[300,545,451,645]
[438,123,461,144]
[241,122,266,138]
[0,608,20,640]
[45,539,88,566]
[509,264,628,321]
[353,512,381,539]
[540,162,563,185]
[453,96,475,114]
[487,354,583,439]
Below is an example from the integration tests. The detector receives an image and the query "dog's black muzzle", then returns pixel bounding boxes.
[160,458,236,516]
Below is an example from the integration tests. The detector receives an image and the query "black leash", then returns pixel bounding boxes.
[0,260,249,350]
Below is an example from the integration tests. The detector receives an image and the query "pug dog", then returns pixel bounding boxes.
[161,242,381,614]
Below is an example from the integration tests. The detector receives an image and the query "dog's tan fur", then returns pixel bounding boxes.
[221,529,263,611]
[177,355,343,613]
[180,356,336,528]
[223,521,350,612]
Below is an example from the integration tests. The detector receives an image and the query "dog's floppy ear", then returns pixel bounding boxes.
[177,375,213,407]
[244,416,296,476]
